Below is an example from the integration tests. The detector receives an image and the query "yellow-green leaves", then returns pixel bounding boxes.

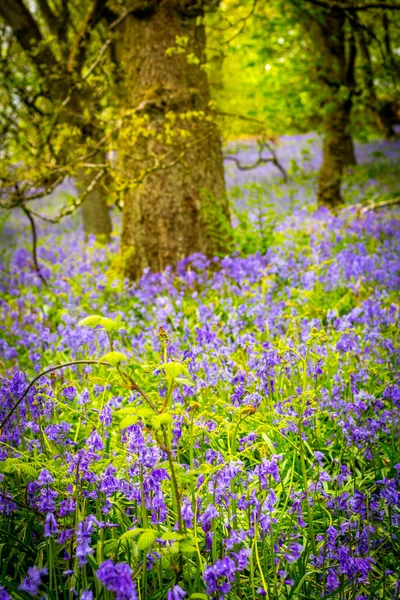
[119,529,199,555]
[116,405,155,429]
[78,314,126,332]
[137,530,158,551]
[99,351,128,366]
[0,458,38,480]
[161,361,193,386]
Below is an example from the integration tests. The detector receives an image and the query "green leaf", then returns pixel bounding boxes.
[120,415,139,429]
[137,529,158,551]
[151,413,173,430]
[78,315,126,332]
[174,377,195,386]
[179,541,197,554]
[162,362,191,380]
[99,351,128,366]
[78,315,105,328]
[121,528,144,541]
[190,594,208,600]
[160,532,184,542]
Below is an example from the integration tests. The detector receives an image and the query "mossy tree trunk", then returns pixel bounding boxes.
[77,152,112,242]
[318,98,353,207]
[115,0,231,280]
[311,8,357,207]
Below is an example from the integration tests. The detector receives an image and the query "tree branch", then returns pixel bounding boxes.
[304,0,400,11]
[0,360,112,431]
[0,0,58,73]
[66,0,107,74]
[20,205,48,287]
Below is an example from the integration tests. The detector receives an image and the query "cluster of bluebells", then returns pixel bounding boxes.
[0,138,399,599]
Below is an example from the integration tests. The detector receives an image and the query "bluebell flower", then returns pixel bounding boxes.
[0,585,11,600]
[97,560,138,600]
[167,584,186,600]
[19,566,48,596]
[44,512,58,537]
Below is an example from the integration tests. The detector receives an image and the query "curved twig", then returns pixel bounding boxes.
[0,359,111,431]
[21,205,48,287]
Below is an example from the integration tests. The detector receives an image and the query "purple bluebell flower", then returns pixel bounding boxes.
[0,586,11,600]
[97,560,138,600]
[19,566,48,596]
[37,469,54,485]
[78,388,90,405]
[167,584,186,600]
[44,512,58,537]
[62,386,76,400]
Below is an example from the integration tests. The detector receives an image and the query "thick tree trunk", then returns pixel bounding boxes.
[78,183,112,242]
[76,152,112,241]
[344,133,356,167]
[317,99,353,207]
[310,8,356,207]
[115,1,231,280]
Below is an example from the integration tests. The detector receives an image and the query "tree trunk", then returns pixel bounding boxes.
[75,151,112,241]
[115,1,231,280]
[356,22,397,140]
[310,8,356,207]
[344,132,356,167]
[317,99,353,207]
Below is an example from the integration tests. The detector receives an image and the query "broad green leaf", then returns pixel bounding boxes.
[99,351,128,366]
[179,542,197,554]
[190,595,208,600]
[121,528,144,541]
[136,406,156,418]
[162,362,191,380]
[117,406,155,422]
[120,415,139,429]
[174,377,195,386]
[116,406,139,416]
[151,413,173,430]
[160,532,184,542]
[78,315,126,332]
[78,315,105,328]
[137,529,158,551]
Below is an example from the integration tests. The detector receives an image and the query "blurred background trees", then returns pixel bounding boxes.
[0,0,399,277]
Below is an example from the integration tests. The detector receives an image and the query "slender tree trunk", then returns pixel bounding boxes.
[356,22,397,139]
[115,0,231,280]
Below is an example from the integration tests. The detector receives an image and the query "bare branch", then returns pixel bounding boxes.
[304,0,400,11]
[20,205,48,287]
[358,196,400,213]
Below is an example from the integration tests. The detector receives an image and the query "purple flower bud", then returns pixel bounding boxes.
[167,584,186,600]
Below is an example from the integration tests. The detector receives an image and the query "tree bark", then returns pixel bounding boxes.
[0,0,113,238]
[77,152,112,241]
[309,8,356,207]
[318,98,353,207]
[115,0,231,280]
[356,21,397,139]
[344,133,356,166]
